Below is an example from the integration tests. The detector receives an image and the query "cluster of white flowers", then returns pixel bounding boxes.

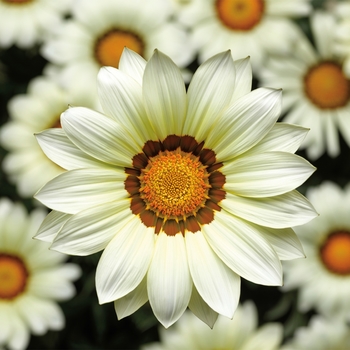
[0,0,350,349]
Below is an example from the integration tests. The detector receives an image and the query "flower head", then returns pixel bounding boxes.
[0,198,81,350]
[283,182,350,321]
[142,301,283,350]
[34,48,316,328]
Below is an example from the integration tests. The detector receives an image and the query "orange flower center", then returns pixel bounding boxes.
[125,135,226,236]
[95,29,144,68]
[140,150,209,217]
[304,62,350,109]
[320,231,350,275]
[0,254,28,299]
[215,0,265,31]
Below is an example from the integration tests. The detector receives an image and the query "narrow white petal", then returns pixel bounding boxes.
[206,88,282,161]
[114,275,148,320]
[34,210,71,243]
[143,50,187,140]
[35,128,106,170]
[35,168,127,214]
[185,231,240,318]
[96,217,154,304]
[7,309,30,350]
[183,51,235,140]
[203,211,283,286]
[147,233,192,328]
[221,191,318,229]
[230,57,252,103]
[61,107,138,167]
[223,152,315,197]
[188,284,218,329]
[244,123,309,155]
[51,200,131,255]
[97,66,153,143]
[119,47,147,85]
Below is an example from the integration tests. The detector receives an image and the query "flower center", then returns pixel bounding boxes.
[95,29,144,68]
[215,0,265,31]
[2,0,32,4]
[0,254,28,299]
[125,135,226,236]
[304,62,350,109]
[320,231,350,275]
[140,150,209,217]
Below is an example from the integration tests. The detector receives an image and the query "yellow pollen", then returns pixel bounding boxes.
[304,62,350,109]
[320,231,350,275]
[95,29,144,68]
[140,151,208,217]
[216,0,264,31]
[0,254,28,299]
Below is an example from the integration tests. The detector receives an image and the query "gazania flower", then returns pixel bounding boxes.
[142,301,283,350]
[0,0,72,49]
[0,198,81,350]
[0,76,95,198]
[41,0,194,106]
[179,0,311,71]
[282,182,350,321]
[282,315,350,350]
[34,48,316,328]
[260,11,350,160]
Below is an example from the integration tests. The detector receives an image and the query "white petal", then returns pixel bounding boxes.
[61,107,138,167]
[119,47,147,85]
[203,211,283,286]
[35,128,106,170]
[223,152,315,197]
[143,50,187,140]
[221,191,318,229]
[51,200,131,255]
[185,230,240,318]
[114,275,148,320]
[96,217,154,304]
[188,285,218,328]
[183,51,236,140]
[230,57,252,103]
[35,168,127,214]
[147,233,192,328]
[34,210,71,242]
[206,88,282,161]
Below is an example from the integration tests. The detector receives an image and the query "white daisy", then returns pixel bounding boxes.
[179,0,311,71]
[282,182,350,321]
[34,48,316,328]
[334,1,350,77]
[142,301,283,350]
[0,0,72,49]
[0,75,96,198]
[282,315,350,350]
[260,11,350,160]
[0,198,81,350]
[41,0,195,107]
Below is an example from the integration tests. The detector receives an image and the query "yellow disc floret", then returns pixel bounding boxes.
[95,29,144,68]
[140,150,209,218]
[216,0,265,31]
[0,254,28,299]
[320,231,350,275]
[304,62,350,109]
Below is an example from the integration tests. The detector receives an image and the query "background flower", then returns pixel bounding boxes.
[0,198,81,350]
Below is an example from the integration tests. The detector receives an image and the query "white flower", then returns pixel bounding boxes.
[34,48,316,328]
[282,182,350,321]
[0,198,81,350]
[41,0,195,107]
[0,0,72,49]
[0,75,96,198]
[282,315,350,350]
[142,301,283,350]
[334,1,350,77]
[260,11,350,160]
[179,0,311,72]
